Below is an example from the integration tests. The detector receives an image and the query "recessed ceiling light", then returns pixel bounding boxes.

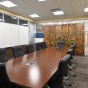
[52,11,64,15]
[84,8,88,12]
[0,1,17,8]
[29,14,40,18]
[51,8,64,15]
[38,0,46,1]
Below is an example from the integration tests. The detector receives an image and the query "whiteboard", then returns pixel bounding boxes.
[19,25,29,45]
[3,23,18,47]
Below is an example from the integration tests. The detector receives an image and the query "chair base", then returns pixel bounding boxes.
[64,86,66,88]
[63,79,71,86]
[69,71,76,77]
[63,75,69,80]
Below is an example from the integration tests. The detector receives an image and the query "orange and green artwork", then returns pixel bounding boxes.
[68,24,76,46]
[75,23,84,55]
[43,23,84,55]
[62,24,69,47]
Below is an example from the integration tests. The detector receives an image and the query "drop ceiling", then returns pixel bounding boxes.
[0,0,88,22]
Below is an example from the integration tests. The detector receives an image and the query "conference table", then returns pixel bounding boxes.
[4,47,68,88]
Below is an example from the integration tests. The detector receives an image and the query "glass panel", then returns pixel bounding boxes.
[85,20,88,31]
[0,13,3,22]
[39,23,46,25]
[57,22,62,25]
[4,14,18,24]
[71,20,84,24]
[45,22,57,25]
[63,21,70,24]
[19,19,28,27]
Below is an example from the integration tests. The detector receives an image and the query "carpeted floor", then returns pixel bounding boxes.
[65,56,88,88]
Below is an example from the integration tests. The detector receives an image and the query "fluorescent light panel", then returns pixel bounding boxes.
[38,0,46,1]
[0,1,17,8]
[84,8,88,12]
[29,14,39,18]
[52,11,64,15]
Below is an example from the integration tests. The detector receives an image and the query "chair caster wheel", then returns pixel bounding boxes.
[67,79,68,80]
[70,69,72,71]
[75,63,77,64]
[69,84,71,86]
[74,74,76,77]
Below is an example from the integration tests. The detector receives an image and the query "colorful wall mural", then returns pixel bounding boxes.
[43,23,84,55]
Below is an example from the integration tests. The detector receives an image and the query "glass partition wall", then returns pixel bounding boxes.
[0,13,35,48]
[0,14,3,48]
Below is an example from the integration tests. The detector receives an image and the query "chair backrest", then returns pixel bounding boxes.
[21,45,27,54]
[5,47,14,59]
[50,54,70,88]
[0,63,14,88]
[35,43,42,50]
[70,44,76,56]
[41,42,47,49]
[67,49,74,67]
[12,45,23,58]
[67,49,73,57]
[0,48,8,63]
[27,44,35,53]
[57,41,65,48]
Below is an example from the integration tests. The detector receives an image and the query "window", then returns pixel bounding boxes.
[4,14,18,24]
[0,13,3,22]
[19,19,28,27]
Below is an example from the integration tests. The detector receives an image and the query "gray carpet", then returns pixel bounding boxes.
[65,56,88,88]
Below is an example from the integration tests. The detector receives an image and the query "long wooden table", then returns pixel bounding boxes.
[4,47,68,88]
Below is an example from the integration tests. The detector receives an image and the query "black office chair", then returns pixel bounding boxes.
[67,49,76,77]
[12,45,24,58]
[70,44,76,56]
[70,44,77,66]
[0,48,8,63]
[56,41,65,49]
[0,62,19,88]
[27,44,35,54]
[70,45,76,56]
[41,42,47,49]
[35,43,42,50]
[47,54,71,88]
